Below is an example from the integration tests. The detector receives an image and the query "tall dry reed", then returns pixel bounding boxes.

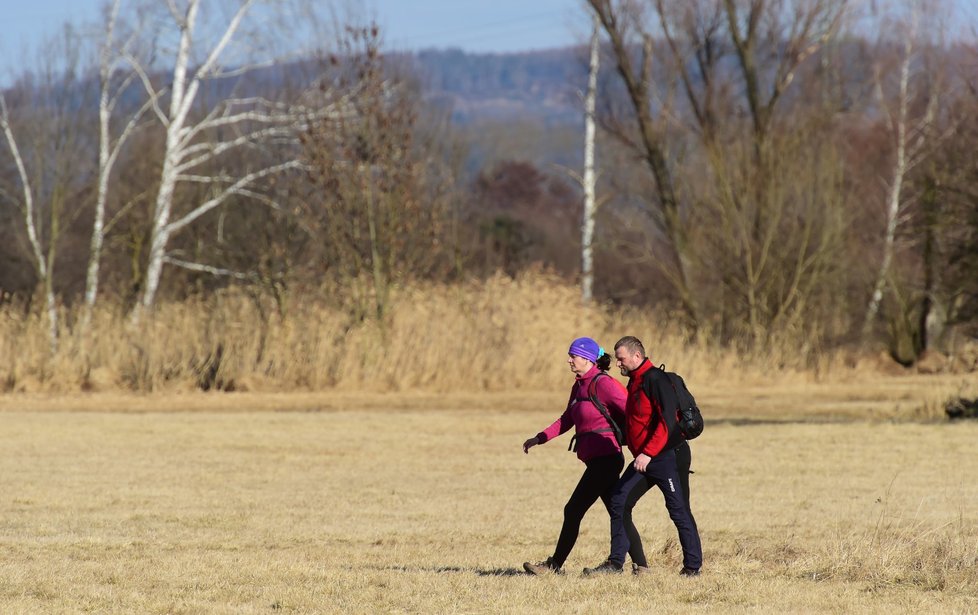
[0,272,945,394]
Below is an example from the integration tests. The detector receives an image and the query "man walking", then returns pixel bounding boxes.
[583,336,702,577]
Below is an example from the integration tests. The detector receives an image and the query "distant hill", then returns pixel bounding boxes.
[403,47,591,126]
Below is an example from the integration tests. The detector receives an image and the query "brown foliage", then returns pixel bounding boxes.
[465,160,580,276]
[299,25,458,319]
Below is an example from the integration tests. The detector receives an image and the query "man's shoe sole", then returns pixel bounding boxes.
[582,566,623,576]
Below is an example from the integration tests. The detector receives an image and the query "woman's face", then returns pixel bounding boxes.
[567,353,593,375]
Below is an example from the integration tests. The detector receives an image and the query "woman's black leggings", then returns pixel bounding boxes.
[551,453,643,568]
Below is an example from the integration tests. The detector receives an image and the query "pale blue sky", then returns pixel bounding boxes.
[1,0,975,83]
[362,0,587,52]
[0,0,588,82]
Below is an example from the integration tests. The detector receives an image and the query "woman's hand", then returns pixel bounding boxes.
[523,437,540,454]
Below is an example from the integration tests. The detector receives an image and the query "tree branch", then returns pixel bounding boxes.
[123,51,170,126]
[163,255,251,279]
[175,126,299,172]
[165,160,302,235]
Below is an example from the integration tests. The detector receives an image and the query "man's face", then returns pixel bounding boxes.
[615,346,644,376]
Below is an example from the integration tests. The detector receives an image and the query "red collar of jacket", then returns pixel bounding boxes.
[628,358,654,384]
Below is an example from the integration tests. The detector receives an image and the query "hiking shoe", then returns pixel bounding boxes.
[523,557,563,576]
[582,560,623,576]
[632,563,652,576]
[679,567,701,577]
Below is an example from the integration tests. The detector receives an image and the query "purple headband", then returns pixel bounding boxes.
[568,337,602,362]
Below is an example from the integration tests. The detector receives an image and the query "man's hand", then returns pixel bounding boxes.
[634,453,651,473]
[523,437,540,454]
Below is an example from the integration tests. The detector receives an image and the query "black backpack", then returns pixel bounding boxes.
[642,364,704,448]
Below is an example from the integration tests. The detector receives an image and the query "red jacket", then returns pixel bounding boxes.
[625,358,669,459]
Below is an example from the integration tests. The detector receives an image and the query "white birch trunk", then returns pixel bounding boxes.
[862,139,906,337]
[84,0,137,330]
[139,132,184,316]
[581,13,599,304]
[134,0,198,319]
[0,94,59,353]
[44,284,58,354]
[862,14,916,338]
[85,80,112,320]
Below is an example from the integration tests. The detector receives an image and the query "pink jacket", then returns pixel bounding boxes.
[536,366,628,462]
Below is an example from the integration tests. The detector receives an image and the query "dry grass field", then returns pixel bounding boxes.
[2,374,977,614]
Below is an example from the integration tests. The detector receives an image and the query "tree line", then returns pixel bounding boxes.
[1,0,976,369]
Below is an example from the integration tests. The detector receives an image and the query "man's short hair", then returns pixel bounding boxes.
[614,336,646,358]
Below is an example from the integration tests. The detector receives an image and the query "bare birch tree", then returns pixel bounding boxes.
[124,0,321,321]
[581,11,600,304]
[0,28,90,352]
[860,1,944,340]
[82,0,153,330]
[0,94,59,351]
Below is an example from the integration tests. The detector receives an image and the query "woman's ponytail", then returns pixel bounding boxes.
[596,352,612,371]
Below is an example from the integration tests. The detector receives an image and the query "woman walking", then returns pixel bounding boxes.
[522,337,646,575]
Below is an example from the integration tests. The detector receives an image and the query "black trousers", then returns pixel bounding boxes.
[675,441,692,509]
[608,445,702,570]
[551,453,644,568]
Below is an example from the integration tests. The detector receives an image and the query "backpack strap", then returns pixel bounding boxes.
[566,372,624,451]
[637,367,658,453]
[568,427,617,452]
[588,372,625,445]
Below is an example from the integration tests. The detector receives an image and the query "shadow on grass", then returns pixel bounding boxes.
[711,417,856,426]
[475,567,525,577]
[364,564,527,577]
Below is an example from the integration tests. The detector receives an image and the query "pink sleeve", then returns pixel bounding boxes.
[596,375,628,419]
[537,389,576,443]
